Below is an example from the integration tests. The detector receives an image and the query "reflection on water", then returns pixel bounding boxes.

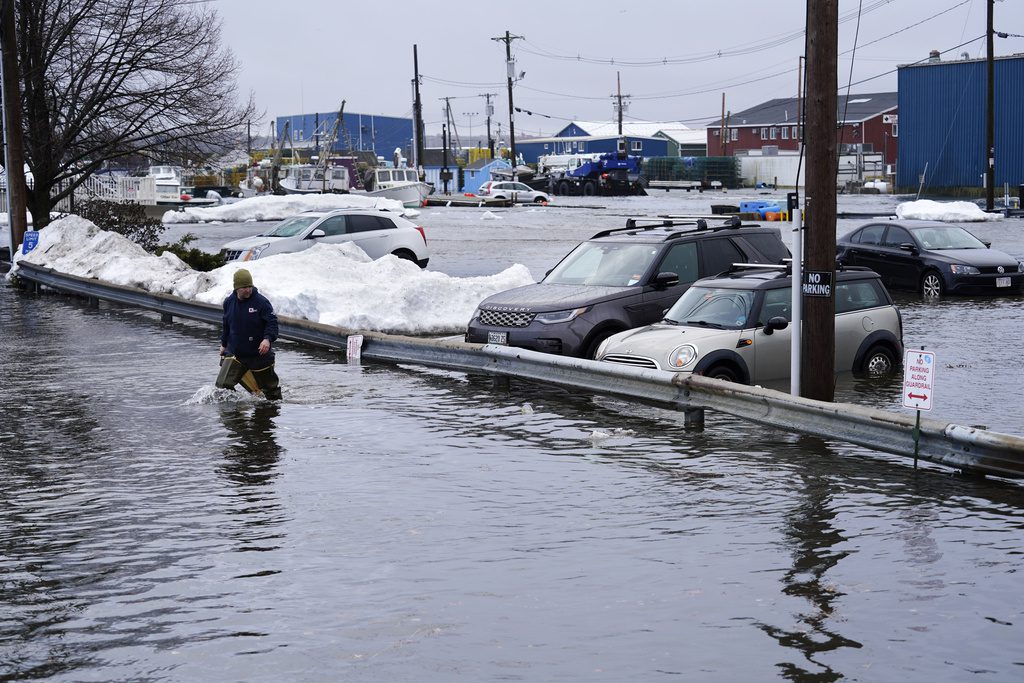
[2,283,1024,682]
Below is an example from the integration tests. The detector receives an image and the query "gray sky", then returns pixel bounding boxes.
[215,0,1023,137]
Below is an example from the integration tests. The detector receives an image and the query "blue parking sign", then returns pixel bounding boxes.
[22,230,39,254]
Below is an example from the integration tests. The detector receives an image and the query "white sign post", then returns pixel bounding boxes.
[902,348,936,468]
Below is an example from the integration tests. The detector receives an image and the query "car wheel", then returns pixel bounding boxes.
[533,196,547,204]
[392,249,418,263]
[557,180,571,195]
[861,344,896,377]
[921,270,944,297]
[582,329,622,360]
[582,181,597,196]
[703,364,740,383]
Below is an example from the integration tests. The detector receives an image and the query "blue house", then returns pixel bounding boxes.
[897,53,1024,192]
[275,111,414,160]
[513,121,673,164]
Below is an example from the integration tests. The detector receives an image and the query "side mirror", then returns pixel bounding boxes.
[309,228,326,238]
[899,242,918,254]
[650,271,680,289]
[763,316,789,336]
[982,240,991,248]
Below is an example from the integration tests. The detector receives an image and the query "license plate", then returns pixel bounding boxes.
[996,276,1011,288]
[487,331,508,344]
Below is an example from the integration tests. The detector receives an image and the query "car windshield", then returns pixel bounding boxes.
[911,226,987,250]
[545,241,659,287]
[665,286,757,329]
[264,215,320,237]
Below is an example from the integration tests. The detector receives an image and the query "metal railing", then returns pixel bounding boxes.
[14,261,1024,480]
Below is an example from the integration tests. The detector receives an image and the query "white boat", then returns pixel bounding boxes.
[278,164,350,194]
[356,167,431,208]
[146,165,217,207]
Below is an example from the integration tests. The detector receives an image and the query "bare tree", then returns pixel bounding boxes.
[13,0,257,228]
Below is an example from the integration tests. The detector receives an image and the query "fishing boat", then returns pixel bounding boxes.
[278,164,350,194]
[146,165,217,207]
[356,167,432,208]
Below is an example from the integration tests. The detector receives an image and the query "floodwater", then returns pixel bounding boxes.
[3,193,1024,682]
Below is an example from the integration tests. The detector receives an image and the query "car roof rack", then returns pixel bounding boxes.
[590,215,749,240]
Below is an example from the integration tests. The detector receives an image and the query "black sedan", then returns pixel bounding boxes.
[836,220,1024,296]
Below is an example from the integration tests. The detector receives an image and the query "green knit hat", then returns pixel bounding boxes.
[233,268,253,289]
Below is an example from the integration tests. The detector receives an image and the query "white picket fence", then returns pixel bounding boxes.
[50,175,158,212]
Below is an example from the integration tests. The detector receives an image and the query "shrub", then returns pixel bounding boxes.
[76,199,165,251]
[155,234,226,272]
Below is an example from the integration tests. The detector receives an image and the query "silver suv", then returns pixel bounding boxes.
[596,266,903,383]
[220,208,429,267]
[465,218,790,358]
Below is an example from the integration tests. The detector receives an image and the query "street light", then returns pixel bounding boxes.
[462,111,479,144]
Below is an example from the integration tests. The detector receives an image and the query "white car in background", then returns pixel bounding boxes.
[477,181,551,204]
[220,208,430,267]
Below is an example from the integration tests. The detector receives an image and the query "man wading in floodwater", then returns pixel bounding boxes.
[216,268,283,400]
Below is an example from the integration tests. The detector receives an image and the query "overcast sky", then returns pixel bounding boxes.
[215,0,1023,138]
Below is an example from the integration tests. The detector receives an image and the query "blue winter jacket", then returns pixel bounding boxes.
[221,287,279,360]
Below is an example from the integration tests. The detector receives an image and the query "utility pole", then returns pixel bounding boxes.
[613,71,630,136]
[720,94,727,155]
[492,30,523,179]
[801,0,838,402]
[1,0,28,251]
[441,123,450,194]
[985,0,995,211]
[413,45,425,180]
[480,93,497,159]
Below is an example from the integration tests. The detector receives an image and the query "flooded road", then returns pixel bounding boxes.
[3,193,1024,681]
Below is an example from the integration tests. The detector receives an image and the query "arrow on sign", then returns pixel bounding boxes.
[907,392,928,400]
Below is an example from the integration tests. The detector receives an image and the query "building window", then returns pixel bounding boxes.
[769,127,778,140]
[713,129,720,136]
[543,143,549,150]
[781,127,789,140]
[579,142,586,151]
[631,140,642,152]
[730,129,738,141]
[760,128,767,140]
[892,123,898,138]
[792,126,798,139]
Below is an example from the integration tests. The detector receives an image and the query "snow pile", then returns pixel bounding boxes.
[895,199,1002,222]
[161,193,406,224]
[8,215,535,335]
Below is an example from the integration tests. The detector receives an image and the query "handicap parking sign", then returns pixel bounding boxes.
[22,230,39,254]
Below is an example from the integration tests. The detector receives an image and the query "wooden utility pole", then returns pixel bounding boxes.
[413,45,425,179]
[801,0,838,402]
[985,0,995,211]
[720,94,727,155]
[481,93,496,159]
[614,72,629,136]
[1,0,28,251]
[492,31,522,178]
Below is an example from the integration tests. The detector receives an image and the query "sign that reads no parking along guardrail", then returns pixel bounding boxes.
[903,349,936,411]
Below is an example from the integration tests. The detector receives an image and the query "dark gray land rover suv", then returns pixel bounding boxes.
[465,217,791,358]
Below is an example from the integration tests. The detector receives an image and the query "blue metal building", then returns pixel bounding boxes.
[897,54,1024,192]
[513,121,671,164]
[275,111,414,159]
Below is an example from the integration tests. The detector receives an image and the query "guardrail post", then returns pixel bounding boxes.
[684,408,705,429]
[161,313,173,323]
[87,296,99,309]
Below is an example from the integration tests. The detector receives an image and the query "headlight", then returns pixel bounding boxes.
[949,264,979,275]
[595,336,614,359]
[534,307,589,324]
[667,344,698,369]
[469,307,481,323]
[242,243,271,261]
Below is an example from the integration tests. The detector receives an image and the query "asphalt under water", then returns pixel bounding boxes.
[3,194,1024,682]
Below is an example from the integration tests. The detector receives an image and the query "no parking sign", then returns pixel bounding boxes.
[903,349,935,411]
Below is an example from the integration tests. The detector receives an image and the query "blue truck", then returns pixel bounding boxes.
[534,150,647,197]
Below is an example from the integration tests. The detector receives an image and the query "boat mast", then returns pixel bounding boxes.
[413,45,425,181]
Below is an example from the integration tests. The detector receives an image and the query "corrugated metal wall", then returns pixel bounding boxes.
[897,56,1024,191]
[276,113,414,159]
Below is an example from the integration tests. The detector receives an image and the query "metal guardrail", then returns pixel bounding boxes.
[14,261,1024,479]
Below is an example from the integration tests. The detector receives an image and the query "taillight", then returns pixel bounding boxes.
[415,226,427,244]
